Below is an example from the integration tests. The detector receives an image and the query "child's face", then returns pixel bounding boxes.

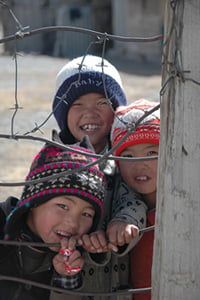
[118,143,159,209]
[67,93,114,153]
[27,195,95,252]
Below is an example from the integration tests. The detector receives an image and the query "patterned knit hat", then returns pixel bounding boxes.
[4,137,106,240]
[52,55,127,142]
[111,99,160,157]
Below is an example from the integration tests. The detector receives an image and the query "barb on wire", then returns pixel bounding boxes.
[10,50,23,136]
[0,0,29,34]
[101,33,118,115]
[0,25,163,45]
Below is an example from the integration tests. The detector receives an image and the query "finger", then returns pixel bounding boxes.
[68,252,84,269]
[107,228,117,245]
[68,236,77,251]
[95,231,108,248]
[124,225,139,244]
[107,242,118,253]
[89,233,106,249]
[60,237,70,250]
[116,229,126,246]
[81,234,96,251]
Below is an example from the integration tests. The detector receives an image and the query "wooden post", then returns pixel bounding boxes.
[152,0,200,299]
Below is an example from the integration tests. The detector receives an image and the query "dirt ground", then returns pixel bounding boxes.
[0,54,161,200]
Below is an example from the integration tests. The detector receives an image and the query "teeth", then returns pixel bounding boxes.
[55,230,71,238]
[81,124,100,131]
[136,176,148,181]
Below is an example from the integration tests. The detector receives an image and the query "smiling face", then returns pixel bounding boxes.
[118,143,159,209]
[27,195,95,252]
[67,93,114,153]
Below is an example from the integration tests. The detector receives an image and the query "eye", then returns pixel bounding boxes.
[71,102,81,107]
[121,154,133,158]
[147,150,158,156]
[97,99,108,105]
[82,212,95,219]
[57,203,69,210]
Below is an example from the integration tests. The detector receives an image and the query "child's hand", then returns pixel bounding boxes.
[53,237,84,276]
[106,221,139,247]
[78,230,117,253]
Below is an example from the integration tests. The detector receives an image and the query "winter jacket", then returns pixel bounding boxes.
[0,197,55,300]
[130,209,155,300]
[50,132,147,299]
[50,167,147,300]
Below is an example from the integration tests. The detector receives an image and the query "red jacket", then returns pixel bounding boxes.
[130,209,155,300]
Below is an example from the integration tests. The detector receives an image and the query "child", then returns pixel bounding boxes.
[111,99,160,300]
[52,54,127,155]
[0,136,106,300]
[50,55,147,300]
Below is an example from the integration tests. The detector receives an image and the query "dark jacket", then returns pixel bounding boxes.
[0,197,55,300]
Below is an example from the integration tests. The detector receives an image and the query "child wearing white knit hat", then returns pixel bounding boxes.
[52,54,127,154]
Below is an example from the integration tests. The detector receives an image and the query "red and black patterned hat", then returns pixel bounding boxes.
[5,137,106,240]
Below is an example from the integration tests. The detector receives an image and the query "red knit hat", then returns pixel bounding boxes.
[111,99,160,157]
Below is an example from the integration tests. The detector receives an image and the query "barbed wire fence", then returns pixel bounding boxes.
[0,0,169,297]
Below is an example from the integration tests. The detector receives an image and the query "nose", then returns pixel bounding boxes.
[84,100,101,112]
[83,104,98,115]
[131,156,148,169]
[63,214,80,233]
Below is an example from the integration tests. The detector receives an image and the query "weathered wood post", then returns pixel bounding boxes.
[152,0,200,299]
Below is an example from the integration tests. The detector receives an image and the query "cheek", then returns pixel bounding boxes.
[119,165,132,186]
[80,219,93,234]
[27,210,46,237]
[103,110,114,125]
[151,161,158,179]
[67,111,75,127]
[118,162,129,178]
[28,208,57,238]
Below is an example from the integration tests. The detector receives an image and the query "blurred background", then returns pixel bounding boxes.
[0,0,164,63]
[0,0,163,200]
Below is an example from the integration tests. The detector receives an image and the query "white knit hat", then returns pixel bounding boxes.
[52,55,127,136]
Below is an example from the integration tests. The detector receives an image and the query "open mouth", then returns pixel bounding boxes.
[80,124,101,131]
[54,230,72,238]
[135,176,148,181]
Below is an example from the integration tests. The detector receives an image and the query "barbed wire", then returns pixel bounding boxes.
[0,2,161,187]
[0,224,154,296]
[160,0,200,98]
[0,275,152,296]
[0,2,159,294]
[2,0,199,297]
